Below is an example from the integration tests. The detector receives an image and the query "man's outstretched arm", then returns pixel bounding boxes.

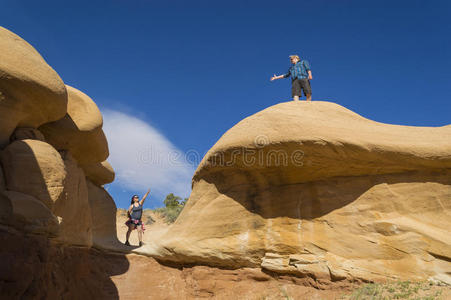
[270,73,289,81]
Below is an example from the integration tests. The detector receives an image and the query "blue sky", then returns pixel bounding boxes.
[2,0,450,208]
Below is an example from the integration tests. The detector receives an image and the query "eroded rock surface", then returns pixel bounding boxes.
[83,161,115,186]
[0,229,128,300]
[155,101,451,284]
[52,151,92,246]
[10,127,46,142]
[1,139,66,208]
[0,162,5,190]
[39,85,109,165]
[4,190,59,235]
[0,27,116,249]
[0,191,12,225]
[0,27,67,148]
[87,180,122,249]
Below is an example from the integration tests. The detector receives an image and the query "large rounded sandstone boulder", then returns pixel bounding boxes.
[0,139,66,208]
[4,190,59,236]
[87,180,121,249]
[0,27,67,147]
[39,85,109,165]
[155,101,451,284]
[52,152,92,246]
[82,161,115,186]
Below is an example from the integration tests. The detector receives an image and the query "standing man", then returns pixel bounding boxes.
[271,54,313,101]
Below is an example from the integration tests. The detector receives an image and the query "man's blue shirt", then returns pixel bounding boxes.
[284,60,311,80]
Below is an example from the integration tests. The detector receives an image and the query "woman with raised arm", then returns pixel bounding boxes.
[125,188,150,247]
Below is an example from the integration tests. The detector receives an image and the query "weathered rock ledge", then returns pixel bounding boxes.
[150,101,451,285]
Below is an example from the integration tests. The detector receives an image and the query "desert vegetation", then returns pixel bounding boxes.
[342,281,448,300]
[152,193,187,223]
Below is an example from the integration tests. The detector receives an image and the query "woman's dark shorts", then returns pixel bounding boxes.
[292,78,312,97]
[126,218,142,228]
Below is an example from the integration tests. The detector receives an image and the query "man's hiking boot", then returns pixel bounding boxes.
[139,241,144,247]
[125,241,130,246]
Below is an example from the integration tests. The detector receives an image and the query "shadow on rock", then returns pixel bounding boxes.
[0,227,130,300]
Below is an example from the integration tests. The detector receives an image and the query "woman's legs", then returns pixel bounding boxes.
[125,224,135,245]
[137,225,143,245]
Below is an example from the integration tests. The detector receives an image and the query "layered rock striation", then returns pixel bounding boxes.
[155,101,451,284]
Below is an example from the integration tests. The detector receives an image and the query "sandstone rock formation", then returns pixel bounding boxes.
[4,190,59,235]
[39,85,109,165]
[0,27,116,249]
[52,152,92,246]
[83,161,115,186]
[87,180,122,249]
[3,24,451,299]
[0,191,12,225]
[1,139,66,208]
[0,27,67,148]
[155,101,451,284]
[0,163,5,190]
[0,230,130,300]
[0,27,124,299]
[10,127,46,142]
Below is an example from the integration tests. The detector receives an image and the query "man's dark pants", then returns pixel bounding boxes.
[291,78,312,97]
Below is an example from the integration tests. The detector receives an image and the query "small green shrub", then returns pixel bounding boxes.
[279,286,293,300]
[145,216,155,225]
[345,281,445,300]
[153,205,184,223]
[152,193,187,223]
